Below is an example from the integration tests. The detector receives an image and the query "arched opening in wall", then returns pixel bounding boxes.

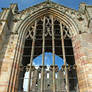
[23,52,64,91]
[17,15,79,92]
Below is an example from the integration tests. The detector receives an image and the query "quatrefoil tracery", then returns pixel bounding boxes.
[26,25,35,39]
[26,16,73,39]
[45,16,52,36]
[62,25,72,38]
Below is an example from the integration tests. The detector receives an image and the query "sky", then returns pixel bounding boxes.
[0,0,92,12]
[33,52,64,69]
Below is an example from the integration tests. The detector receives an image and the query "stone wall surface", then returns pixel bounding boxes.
[0,34,18,92]
[0,4,19,92]
[72,33,92,92]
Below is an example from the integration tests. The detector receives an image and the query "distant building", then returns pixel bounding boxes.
[0,1,92,92]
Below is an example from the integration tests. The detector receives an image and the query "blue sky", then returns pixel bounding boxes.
[0,0,92,12]
[33,52,64,69]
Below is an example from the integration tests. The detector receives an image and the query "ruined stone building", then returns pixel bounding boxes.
[0,0,92,92]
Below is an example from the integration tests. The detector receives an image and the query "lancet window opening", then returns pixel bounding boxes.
[17,15,79,92]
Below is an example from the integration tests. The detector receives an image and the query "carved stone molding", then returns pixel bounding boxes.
[14,1,81,20]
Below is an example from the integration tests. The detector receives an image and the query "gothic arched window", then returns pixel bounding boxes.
[17,15,79,92]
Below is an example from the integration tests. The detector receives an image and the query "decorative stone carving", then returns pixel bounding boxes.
[88,18,92,30]
[14,1,78,20]
[26,25,35,39]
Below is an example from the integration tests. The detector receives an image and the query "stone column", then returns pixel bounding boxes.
[50,65,58,92]
[15,66,25,92]
[31,68,38,92]
[57,69,66,92]
[49,69,53,92]
[37,67,41,92]
[72,33,92,92]
[44,70,47,91]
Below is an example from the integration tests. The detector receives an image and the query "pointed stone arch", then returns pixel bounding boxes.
[8,6,80,92]
[16,7,79,37]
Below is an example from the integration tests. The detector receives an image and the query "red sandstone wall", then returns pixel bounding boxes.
[72,33,92,92]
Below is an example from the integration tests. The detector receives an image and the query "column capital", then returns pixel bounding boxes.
[50,65,59,72]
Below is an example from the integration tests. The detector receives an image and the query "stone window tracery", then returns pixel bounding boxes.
[17,15,79,92]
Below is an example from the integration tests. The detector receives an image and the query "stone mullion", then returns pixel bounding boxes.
[49,69,53,91]
[41,16,45,92]
[34,70,38,92]
[51,16,56,92]
[44,70,47,91]
[57,70,65,91]
[30,69,38,91]
[31,71,35,91]
[60,22,69,92]
[38,70,41,92]
[27,21,37,92]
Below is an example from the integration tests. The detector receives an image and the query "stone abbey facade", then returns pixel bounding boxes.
[0,1,92,92]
